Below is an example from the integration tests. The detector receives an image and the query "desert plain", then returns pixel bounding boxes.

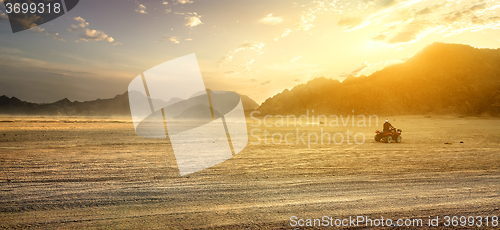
[1,115,500,229]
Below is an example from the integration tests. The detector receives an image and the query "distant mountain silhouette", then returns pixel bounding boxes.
[0,91,259,116]
[239,94,259,110]
[258,42,500,116]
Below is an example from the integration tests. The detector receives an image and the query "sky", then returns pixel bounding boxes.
[0,0,499,104]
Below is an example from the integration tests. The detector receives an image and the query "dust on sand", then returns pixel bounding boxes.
[0,116,499,229]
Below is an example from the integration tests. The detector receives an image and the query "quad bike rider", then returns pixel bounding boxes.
[375,119,402,143]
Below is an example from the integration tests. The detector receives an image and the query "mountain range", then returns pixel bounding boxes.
[258,42,500,116]
[0,91,259,116]
[2,42,500,117]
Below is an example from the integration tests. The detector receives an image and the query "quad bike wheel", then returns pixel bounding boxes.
[385,136,392,143]
[396,135,402,143]
[374,134,381,142]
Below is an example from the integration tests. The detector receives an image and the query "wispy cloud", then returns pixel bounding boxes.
[224,70,238,75]
[340,61,380,78]
[330,0,500,45]
[185,13,202,27]
[290,56,302,63]
[219,41,265,67]
[0,49,94,77]
[176,0,193,4]
[80,29,115,43]
[259,14,283,25]
[135,2,147,14]
[238,59,257,72]
[159,35,180,44]
[162,1,172,13]
[69,17,89,31]
[379,20,432,45]
[341,58,409,78]
[30,26,65,41]
[69,17,120,45]
[0,12,8,21]
[260,80,273,86]
[275,1,327,41]
[337,17,364,30]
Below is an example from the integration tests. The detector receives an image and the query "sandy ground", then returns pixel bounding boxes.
[1,115,500,229]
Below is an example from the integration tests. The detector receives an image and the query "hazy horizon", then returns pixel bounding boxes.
[1,0,500,104]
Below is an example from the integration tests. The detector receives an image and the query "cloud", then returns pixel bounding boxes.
[469,2,488,11]
[340,61,382,78]
[366,0,500,45]
[340,62,369,78]
[30,26,65,41]
[159,35,180,44]
[341,59,408,78]
[337,17,364,30]
[443,2,489,23]
[52,33,63,41]
[295,12,316,31]
[185,38,193,41]
[176,0,193,4]
[275,1,327,40]
[186,16,202,27]
[219,41,265,67]
[416,2,446,16]
[235,59,257,73]
[30,26,45,33]
[386,20,431,44]
[4,14,41,30]
[224,70,238,75]
[290,56,301,63]
[185,13,202,27]
[69,17,89,31]
[377,0,399,9]
[0,12,8,21]
[372,33,387,42]
[135,3,147,14]
[69,17,119,45]
[259,14,283,25]
[334,0,423,32]
[162,1,172,13]
[260,80,273,86]
[0,53,94,77]
[79,29,115,42]
[0,12,61,41]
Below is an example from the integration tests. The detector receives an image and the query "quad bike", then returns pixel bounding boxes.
[374,127,402,143]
